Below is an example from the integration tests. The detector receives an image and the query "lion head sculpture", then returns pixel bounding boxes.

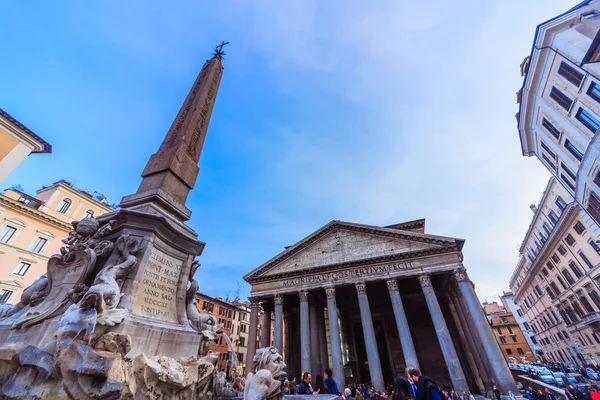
[253,346,286,382]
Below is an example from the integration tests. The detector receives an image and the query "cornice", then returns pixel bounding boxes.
[246,244,459,284]
[0,195,71,231]
[43,182,115,212]
[0,107,51,154]
[244,221,460,282]
[514,202,578,298]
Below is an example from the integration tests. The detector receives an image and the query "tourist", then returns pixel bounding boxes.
[450,389,459,400]
[544,389,556,400]
[406,367,442,400]
[589,386,600,400]
[345,388,356,400]
[509,390,517,400]
[316,375,327,394]
[231,377,243,395]
[525,387,534,400]
[492,385,501,400]
[289,377,298,395]
[391,376,412,400]
[298,372,317,395]
[325,368,340,395]
[467,391,475,400]
[537,389,546,400]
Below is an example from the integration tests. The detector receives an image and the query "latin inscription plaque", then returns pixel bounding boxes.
[132,247,183,323]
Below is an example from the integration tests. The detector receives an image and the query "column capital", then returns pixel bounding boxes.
[386,279,399,292]
[355,282,367,295]
[249,297,260,307]
[299,290,309,302]
[326,287,336,299]
[275,293,284,305]
[453,268,469,283]
[418,274,432,288]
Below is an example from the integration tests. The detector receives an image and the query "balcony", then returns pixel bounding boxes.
[581,311,600,327]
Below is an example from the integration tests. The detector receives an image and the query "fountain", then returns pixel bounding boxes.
[0,46,297,400]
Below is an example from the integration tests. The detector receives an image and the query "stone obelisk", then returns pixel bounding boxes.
[120,50,224,222]
[101,48,225,358]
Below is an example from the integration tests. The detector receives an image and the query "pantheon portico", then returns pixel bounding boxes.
[243,219,518,395]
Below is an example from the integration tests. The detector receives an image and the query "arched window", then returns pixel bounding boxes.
[85,210,94,219]
[57,198,72,214]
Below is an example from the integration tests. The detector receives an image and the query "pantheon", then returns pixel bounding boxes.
[243,219,518,396]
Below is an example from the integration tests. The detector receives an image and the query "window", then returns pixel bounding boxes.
[593,332,600,345]
[0,226,17,243]
[552,253,561,264]
[556,197,567,211]
[542,117,562,139]
[543,223,553,236]
[547,286,556,300]
[589,239,600,256]
[500,337,507,344]
[550,87,574,111]
[85,210,94,219]
[541,141,557,159]
[562,162,578,182]
[574,221,586,235]
[562,269,576,285]
[564,139,586,162]
[496,327,502,335]
[13,261,31,277]
[566,234,576,246]
[531,336,538,345]
[559,245,568,255]
[517,348,525,355]
[561,172,576,191]
[517,309,523,317]
[590,291,600,309]
[569,261,583,279]
[57,199,72,214]
[542,153,558,171]
[239,336,246,347]
[550,281,561,296]
[511,335,518,343]
[587,82,600,103]
[547,261,555,271]
[30,237,47,253]
[523,321,530,330]
[558,62,584,87]
[542,268,549,277]
[580,296,595,313]
[0,289,13,304]
[506,348,512,355]
[575,108,600,133]
[240,324,247,333]
[502,316,508,323]
[579,250,594,269]
[549,211,559,225]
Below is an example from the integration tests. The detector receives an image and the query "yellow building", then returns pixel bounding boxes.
[0,108,51,184]
[484,300,535,363]
[0,180,114,304]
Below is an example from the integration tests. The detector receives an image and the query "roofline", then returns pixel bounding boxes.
[516,0,593,153]
[243,219,465,282]
[518,177,557,253]
[37,181,115,212]
[196,292,247,312]
[0,107,52,154]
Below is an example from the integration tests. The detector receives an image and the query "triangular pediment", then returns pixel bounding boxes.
[244,221,462,282]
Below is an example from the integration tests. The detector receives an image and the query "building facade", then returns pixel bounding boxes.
[517,0,600,228]
[500,291,543,359]
[483,299,534,363]
[0,181,113,304]
[244,219,519,396]
[0,108,51,184]
[510,177,600,365]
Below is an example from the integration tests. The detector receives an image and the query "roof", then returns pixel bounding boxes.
[385,218,426,233]
[0,107,51,154]
[244,219,465,283]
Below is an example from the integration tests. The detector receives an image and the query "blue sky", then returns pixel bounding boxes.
[0,1,575,301]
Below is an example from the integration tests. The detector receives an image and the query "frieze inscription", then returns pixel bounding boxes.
[132,248,183,323]
[282,261,413,287]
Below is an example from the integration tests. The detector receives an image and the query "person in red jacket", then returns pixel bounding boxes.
[589,386,600,400]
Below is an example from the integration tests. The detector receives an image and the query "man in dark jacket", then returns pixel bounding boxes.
[407,367,442,400]
[298,372,315,395]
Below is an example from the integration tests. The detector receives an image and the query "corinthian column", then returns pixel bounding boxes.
[274,294,284,353]
[299,290,311,374]
[386,279,419,370]
[355,282,385,392]
[453,269,519,395]
[247,297,260,373]
[261,300,273,347]
[419,274,468,394]
[326,287,346,391]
